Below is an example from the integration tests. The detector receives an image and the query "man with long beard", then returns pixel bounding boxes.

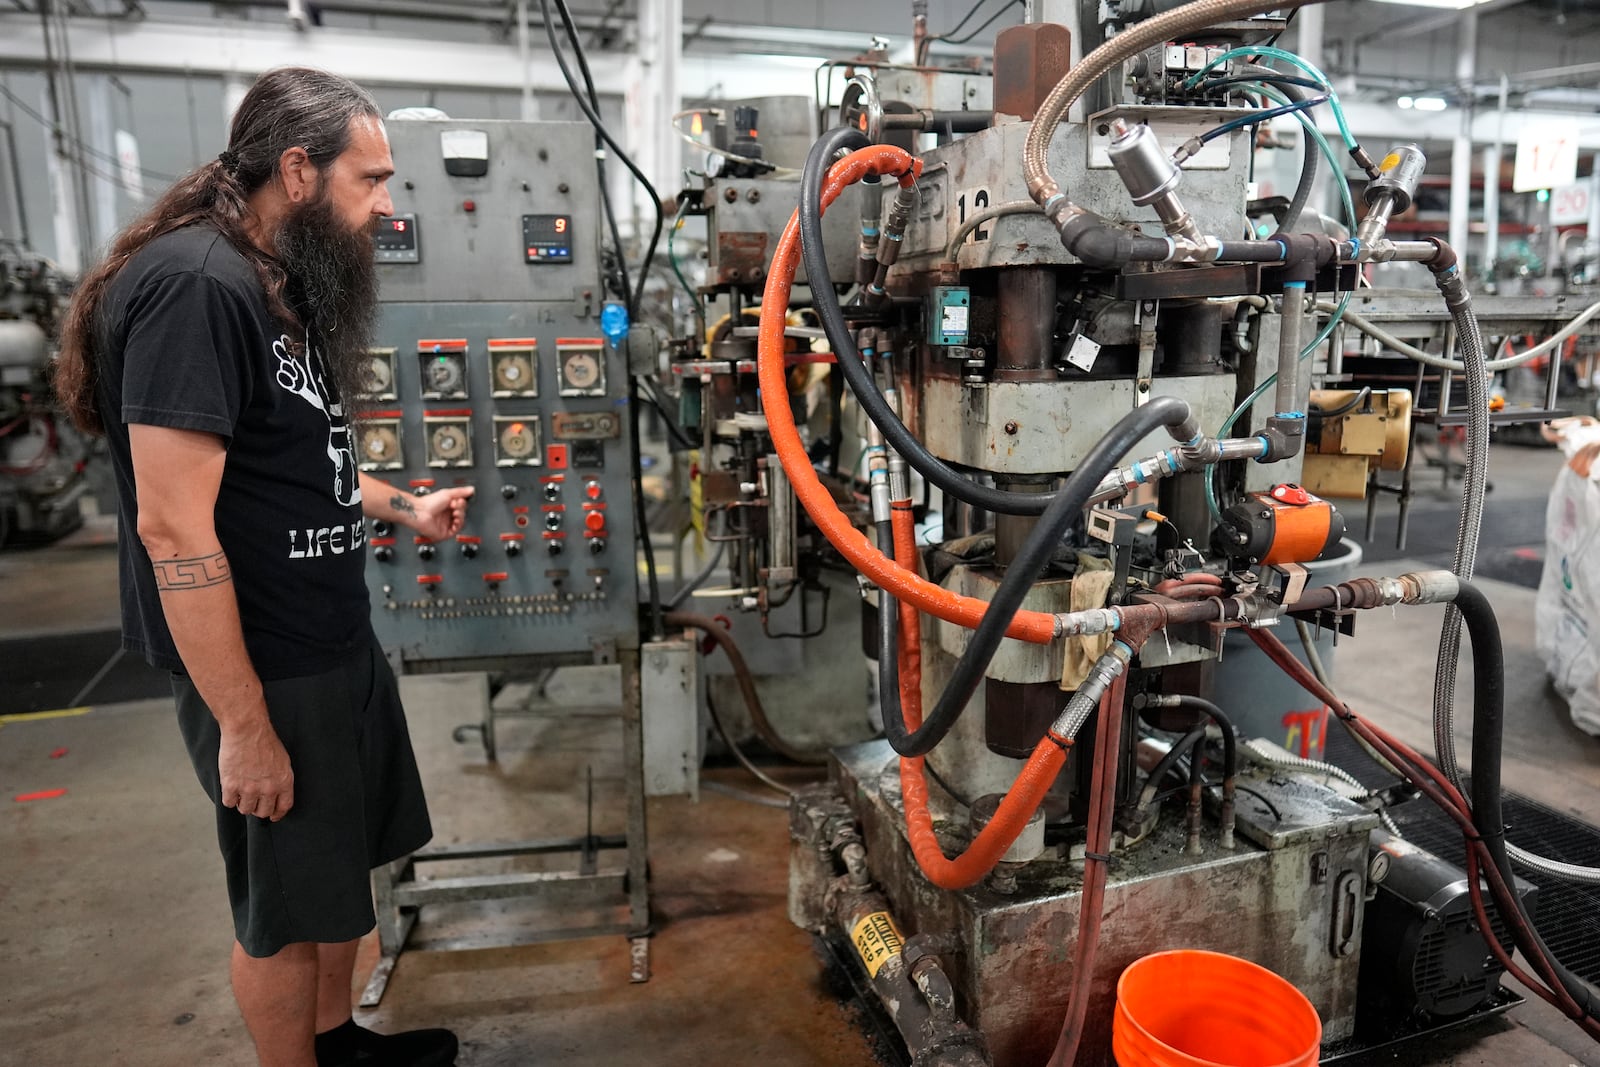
[53,67,467,1067]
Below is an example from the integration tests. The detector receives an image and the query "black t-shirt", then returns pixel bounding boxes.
[96,225,370,679]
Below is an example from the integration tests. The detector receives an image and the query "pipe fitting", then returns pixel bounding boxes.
[1051,606,1122,638]
[1258,415,1306,462]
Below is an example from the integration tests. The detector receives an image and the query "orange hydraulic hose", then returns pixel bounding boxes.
[888,495,1072,889]
[756,146,1058,645]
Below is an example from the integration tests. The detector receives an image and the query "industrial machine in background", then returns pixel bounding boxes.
[355,117,650,1003]
[627,1,1600,1064]
[0,241,92,547]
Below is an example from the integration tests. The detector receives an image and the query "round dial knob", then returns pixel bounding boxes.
[361,425,400,464]
[561,350,602,391]
[504,540,523,558]
[425,355,465,393]
[588,537,607,555]
[362,354,394,396]
[417,543,436,561]
[547,539,565,557]
[545,512,564,531]
[493,352,534,393]
[501,484,519,500]
[371,520,392,537]
[542,482,562,501]
[459,542,479,559]
[429,424,468,463]
[498,420,538,462]
[373,545,393,563]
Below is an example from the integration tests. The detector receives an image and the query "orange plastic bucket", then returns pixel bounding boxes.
[1113,949,1321,1067]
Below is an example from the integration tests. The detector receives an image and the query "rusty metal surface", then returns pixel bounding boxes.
[828,740,1375,1067]
[705,177,861,288]
[992,23,1072,122]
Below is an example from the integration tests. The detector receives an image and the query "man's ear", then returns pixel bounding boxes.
[277,146,318,204]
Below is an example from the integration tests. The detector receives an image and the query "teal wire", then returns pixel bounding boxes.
[1186,45,1357,150]
[667,205,705,342]
[1203,80,1359,519]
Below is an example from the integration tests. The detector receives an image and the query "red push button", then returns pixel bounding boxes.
[585,481,603,501]
[584,510,606,533]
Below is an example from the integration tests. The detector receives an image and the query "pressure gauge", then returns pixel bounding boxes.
[357,419,403,471]
[361,348,397,400]
[556,341,606,397]
[493,416,542,467]
[424,417,473,467]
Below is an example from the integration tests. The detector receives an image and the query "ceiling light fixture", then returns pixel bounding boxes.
[1411,96,1449,111]
[1364,0,1494,9]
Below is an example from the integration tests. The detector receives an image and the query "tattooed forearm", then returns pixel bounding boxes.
[152,550,232,591]
[389,493,417,518]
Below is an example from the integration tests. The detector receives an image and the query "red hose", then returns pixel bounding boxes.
[1047,671,1129,1067]
[757,146,1057,645]
[1152,573,1222,593]
[888,494,1071,889]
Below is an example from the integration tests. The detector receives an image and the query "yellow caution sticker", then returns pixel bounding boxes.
[850,911,905,979]
[1379,152,1401,174]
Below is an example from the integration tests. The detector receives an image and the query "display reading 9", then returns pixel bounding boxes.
[375,213,420,263]
[522,214,574,264]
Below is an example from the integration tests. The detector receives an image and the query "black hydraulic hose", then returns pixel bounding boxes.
[1233,64,1317,233]
[1143,724,1207,801]
[798,127,1058,518]
[1172,695,1238,788]
[878,397,1193,757]
[1457,581,1600,1019]
[1311,386,1372,419]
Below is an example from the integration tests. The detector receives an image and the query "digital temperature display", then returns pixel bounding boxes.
[374,214,420,263]
[522,214,573,264]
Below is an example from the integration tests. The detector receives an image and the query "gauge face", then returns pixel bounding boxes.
[357,420,402,470]
[425,420,472,466]
[362,350,396,398]
[495,417,540,467]
[558,346,605,396]
[420,352,467,397]
[493,352,536,395]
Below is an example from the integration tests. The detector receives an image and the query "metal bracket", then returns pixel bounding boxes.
[591,636,618,664]
[1274,562,1310,607]
[1135,300,1158,406]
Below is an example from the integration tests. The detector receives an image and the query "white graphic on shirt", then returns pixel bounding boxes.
[273,333,362,510]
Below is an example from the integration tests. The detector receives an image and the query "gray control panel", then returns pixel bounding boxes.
[364,120,638,667]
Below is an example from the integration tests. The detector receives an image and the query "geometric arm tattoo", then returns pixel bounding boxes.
[151,550,233,591]
[389,493,417,517]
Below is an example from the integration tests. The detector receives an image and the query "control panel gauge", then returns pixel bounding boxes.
[361,348,398,401]
[424,416,473,467]
[489,340,538,398]
[374,214,420,264]
[357,418,404,471]
[417,340,469,399]
[493,416,542,467]
[556,339,606,397]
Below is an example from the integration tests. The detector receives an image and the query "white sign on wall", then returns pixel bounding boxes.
[1513,121,1579,193]
[1551,182,1591,227]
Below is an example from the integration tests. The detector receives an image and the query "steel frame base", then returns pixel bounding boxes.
[362,650,651,1006]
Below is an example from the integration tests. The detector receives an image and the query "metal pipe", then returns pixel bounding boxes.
[1483,73,1508,282]
[1447,10,1477,261]
[1276,283,1306,416]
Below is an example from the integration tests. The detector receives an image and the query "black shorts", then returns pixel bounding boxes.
[172,635,433,958]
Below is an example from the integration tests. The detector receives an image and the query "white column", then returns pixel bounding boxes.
[1447,11,1476,261]
[222,74,249,132]
[628,0,681,218]
[85,74,118,248]
[1587,154,1600,279]
[40,84,81,273]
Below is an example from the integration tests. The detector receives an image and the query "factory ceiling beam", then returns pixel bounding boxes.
[1352,0,1528,47]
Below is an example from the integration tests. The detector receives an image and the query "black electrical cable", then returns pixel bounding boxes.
[938,0,1022,45]
[540,0,663,316]
[1310,386,1372,419]
[878,397,1193,757]
[1457,580,1600,1021]
[636,377,696,451]
[555,0,631,307]
[799,127,1058,517]
[541,0,667,637]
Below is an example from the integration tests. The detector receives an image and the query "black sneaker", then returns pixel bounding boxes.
[315,1018,459,1066]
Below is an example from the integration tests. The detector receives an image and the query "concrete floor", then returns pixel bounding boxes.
[3,443,1600,1067]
